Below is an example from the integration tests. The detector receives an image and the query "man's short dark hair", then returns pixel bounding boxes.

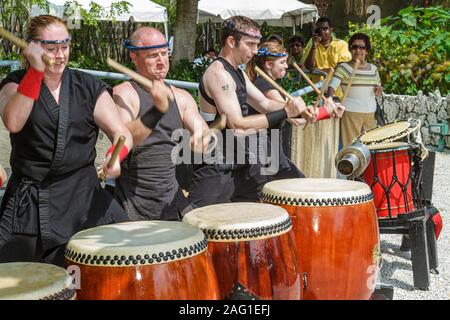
[288,35,305,47]
[348,32,372,51]
[316,16,333,27]
[221,16,261,47]
[207,48,216,54]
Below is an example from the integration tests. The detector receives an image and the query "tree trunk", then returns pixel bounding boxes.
[313,0,331,16]
[172,0,198,63]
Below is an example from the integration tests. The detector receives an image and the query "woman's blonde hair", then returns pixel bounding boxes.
[246,41,288,82]
[22,15,69,68]
[27,15,68,41]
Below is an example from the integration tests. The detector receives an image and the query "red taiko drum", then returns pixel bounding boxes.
[64,221,220,300]
[183,203,302,300]
[362,142,416,218]
[0,262,76,300]
[262,178,380,300]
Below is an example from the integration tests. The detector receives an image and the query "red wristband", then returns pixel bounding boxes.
[17,67,44,100]
[0,177,3,188]
[106,144,129,163]
[316,106,331,121]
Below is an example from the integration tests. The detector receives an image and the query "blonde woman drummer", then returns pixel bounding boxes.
[0,15,132,266]
[246,41,345,181]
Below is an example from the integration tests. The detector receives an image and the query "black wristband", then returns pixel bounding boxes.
[266,109,288,128]
[140,106,165,129]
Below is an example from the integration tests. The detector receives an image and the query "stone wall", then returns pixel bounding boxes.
[379,90,450,146]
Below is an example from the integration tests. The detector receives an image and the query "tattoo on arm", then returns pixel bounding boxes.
[221,84,229,91]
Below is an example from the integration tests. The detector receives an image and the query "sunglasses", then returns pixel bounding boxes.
[350,45,367,51]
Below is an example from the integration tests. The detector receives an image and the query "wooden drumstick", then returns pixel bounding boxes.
[98,135,126,181]
[107,58,170,113]
[341,59,361,104]
[292,62,322,96]
[0,27,55,66]
[314,68,337,117]
[255,66,312,118]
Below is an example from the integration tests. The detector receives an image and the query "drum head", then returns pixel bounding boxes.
[65,221,207,267]
[0,263,74,300]
[183,203,292,242]
[359,119,420,144]
[261,178,373,207]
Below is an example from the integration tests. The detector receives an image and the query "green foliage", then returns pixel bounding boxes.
[348,6,450,95]
[167,58,209,98]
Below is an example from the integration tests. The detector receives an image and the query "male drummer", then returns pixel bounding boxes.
[112,27,210,221]
[187,16,315,207]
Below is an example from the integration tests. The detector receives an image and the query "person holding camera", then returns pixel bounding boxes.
[304,17,351,86]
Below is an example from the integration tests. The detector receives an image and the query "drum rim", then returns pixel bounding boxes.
[0,262,74,300]
[358,119,420,144]
[64,221,208,267]
[183,203,293,242]
[261,179,374,207]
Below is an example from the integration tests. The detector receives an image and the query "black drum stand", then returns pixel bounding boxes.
[376,150,438,290]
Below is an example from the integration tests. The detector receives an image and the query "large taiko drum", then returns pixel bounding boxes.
[64,221,220,300]
[0,262,76,300]
[261,179,380,300]
[183,203,301,300]
[362,142,416,218]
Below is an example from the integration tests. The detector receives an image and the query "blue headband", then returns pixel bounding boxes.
[31,36,71,44]
[256,47,288,57]
[124,39,169,51]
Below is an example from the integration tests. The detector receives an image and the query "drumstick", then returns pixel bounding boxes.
[341,59,361,104]
[0,27,55,66]
[107,58,169,113]
[292,63,322,96]
[97,135,126,181]
[314,68,336,117]
[303,68,335,130]
[255,66,312,118]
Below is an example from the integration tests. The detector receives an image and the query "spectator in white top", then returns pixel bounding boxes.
[327,32,383,147]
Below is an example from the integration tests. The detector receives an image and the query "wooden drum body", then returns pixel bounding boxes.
[183,203,301,300]
[64,221,220,300]
[262,179,380,300]
[0,262,76,300]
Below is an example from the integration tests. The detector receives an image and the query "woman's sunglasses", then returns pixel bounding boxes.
[350,44,367,51]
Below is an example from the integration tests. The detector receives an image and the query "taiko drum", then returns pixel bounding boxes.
[64,221,220,300]
[262,178,380,300]
[183,203,302,300]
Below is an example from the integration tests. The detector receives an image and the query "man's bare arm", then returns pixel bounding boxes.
[113,82,152,146]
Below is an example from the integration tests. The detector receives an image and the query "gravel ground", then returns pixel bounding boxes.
[0,122,449,300]
[378,151,450,300]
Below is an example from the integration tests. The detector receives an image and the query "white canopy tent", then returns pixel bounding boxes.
[197,0,319,33]
[31,0,169,39]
